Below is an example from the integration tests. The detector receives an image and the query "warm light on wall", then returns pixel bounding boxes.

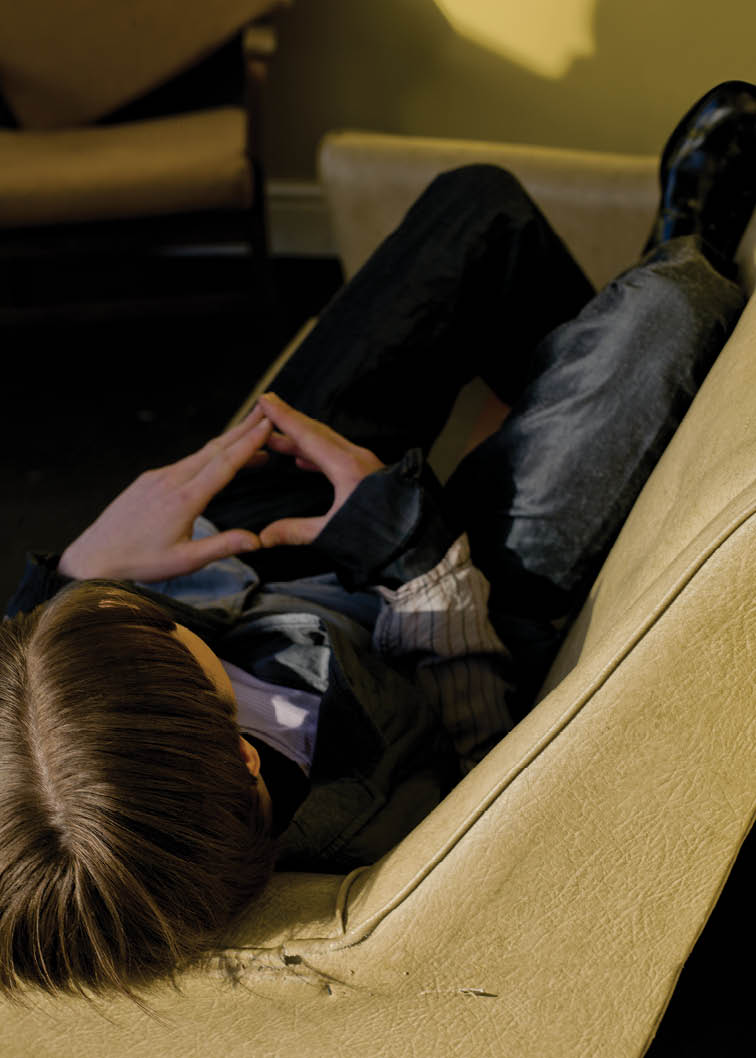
[434,0,597,78]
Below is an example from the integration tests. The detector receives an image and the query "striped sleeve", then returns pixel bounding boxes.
[372,534,514,774]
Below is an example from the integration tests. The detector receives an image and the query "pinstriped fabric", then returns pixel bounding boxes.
[374,535,514,773]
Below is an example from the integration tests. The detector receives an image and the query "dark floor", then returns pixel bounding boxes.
[1,253,753,1055]
[1,255,343,608]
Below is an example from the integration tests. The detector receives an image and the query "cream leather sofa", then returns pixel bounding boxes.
[2,133,754,1058]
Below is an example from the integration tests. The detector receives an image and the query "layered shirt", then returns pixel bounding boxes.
[7,449,514,871]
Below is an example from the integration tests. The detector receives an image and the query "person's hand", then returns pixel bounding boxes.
[250,392,385,547]
[58,416,274,582]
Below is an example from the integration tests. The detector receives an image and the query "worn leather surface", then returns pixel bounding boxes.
[0,0,288,129]
[1,135,753,1058]
[0,108,252,226]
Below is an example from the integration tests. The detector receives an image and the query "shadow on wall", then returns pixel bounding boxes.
[264,0,756,177]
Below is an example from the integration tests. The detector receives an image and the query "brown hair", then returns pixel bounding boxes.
[0,582,274,999]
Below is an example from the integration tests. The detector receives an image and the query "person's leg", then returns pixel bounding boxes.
[270,166,593,452]
[207,165,593,562]
[446,235,746,712]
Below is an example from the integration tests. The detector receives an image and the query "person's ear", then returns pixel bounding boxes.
[238,736,261,777]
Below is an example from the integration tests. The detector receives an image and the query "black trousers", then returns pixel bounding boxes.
[207,165,745,706]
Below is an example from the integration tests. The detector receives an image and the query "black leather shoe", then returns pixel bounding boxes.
[643,80,756,266]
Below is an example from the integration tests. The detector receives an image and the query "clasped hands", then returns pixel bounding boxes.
[58,394,385,583]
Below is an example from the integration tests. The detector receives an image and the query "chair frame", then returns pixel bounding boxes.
[0,21,277,329]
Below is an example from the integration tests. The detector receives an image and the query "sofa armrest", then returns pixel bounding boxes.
[318,130,659,291]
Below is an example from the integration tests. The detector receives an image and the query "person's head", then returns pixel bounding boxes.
[0,582,274,1000]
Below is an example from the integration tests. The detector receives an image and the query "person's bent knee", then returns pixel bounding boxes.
[423,163,535,216]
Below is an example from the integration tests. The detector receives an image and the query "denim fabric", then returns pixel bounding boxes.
[257,576,380,631]
[136,516,259,616]
[5,552,70,619]
[204,164,595,585]
[446,236,745,613]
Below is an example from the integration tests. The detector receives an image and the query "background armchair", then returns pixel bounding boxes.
[0,0,288,333]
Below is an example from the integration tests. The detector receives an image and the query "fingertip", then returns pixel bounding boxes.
[258,523,289,549]
[260,392,289,413]
[232,530,261,554]
[241,403,265,426]
[257,527,274,549]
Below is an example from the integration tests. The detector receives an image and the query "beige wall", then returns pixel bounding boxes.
[262,0,756,180]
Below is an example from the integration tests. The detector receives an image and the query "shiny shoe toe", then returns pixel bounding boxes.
[644,80,756,264]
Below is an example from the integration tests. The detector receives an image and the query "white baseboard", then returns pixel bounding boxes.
[266,179,336,258]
